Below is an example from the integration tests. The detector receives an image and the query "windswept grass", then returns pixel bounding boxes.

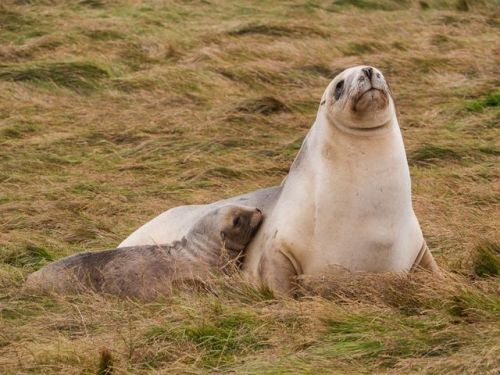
[472,241,500,277]
[340,41,386,56]
[409,144,463,165]
[0,61,111,92]
[466,91,500,112]
[0,0,498,373]
[329,0,411,11]
[236,96,290,115]
[1,272,498,373]
[2,243,54,269]
[229,23,328,37]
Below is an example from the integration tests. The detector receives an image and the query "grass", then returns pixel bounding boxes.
[228,23,327,37]
[0,0,499,373]
[97,348,113,375]
[0,61,112,92]
[235,96,291,115]
[472,241,499,277]
[466,91,500,112]
[328,0,411,11]
[409,144,463,165]
[340,41,386,56]
[2,243,54,269]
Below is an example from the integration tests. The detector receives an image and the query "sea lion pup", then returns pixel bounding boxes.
[119,66,440,292]
[25,204,262,299]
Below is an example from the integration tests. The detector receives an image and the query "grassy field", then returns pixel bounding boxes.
[0,0,499,373]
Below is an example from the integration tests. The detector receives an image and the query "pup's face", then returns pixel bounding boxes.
[323,65,393,132]
[217,204,263,252]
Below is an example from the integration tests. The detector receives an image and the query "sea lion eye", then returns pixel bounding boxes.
[334,80,344,100]
[233,216,241,227]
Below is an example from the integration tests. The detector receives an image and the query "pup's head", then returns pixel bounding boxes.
[195,204,263,252]
[218,204,263,251]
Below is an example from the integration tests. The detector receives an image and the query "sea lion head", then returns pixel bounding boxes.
[186,204,263,259]
[187,204,262,252]
[322,65,394,133]
[218,204,263,251]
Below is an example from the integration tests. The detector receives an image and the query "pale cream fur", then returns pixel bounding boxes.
[119,66,439,292]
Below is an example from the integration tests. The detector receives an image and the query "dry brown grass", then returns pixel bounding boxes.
[0,0,499,373]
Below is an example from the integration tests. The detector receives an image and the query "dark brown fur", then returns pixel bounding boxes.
[25,205,262,299]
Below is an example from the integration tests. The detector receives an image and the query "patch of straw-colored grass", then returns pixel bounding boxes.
[0,0,498,373]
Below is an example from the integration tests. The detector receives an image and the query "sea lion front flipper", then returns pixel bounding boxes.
[411,242,441,275]
[257,246,299,294]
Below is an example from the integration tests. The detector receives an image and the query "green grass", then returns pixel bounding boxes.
[466,91,500,112]
[0,0,499,373]
[183,313,266,367]
[1,244,54,268]
[322,314,455,360]
[472,241,500,277]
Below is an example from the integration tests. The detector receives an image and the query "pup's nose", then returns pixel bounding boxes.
[362,67,373,80]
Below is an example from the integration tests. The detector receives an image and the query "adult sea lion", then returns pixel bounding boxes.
[25,204,262,299]
[119,65,439,292]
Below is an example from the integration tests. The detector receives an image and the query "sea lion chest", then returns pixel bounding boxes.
[247,128,423,277]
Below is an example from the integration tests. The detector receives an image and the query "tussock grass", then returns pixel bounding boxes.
[466,90,500,112]
[0,7,35,32]
[236,96,290,115]
[229,23,328,37]
[83,28,125,41]
[409,144,463,165]
[1,243,54,269]
[330,0,494,11]
[79,0,105,8]
[329,0,412,11]
[0,61,111,92]
[341,41,388,56]
[472,241,499,277]
[1,272,498,373]
[0,0,498,373]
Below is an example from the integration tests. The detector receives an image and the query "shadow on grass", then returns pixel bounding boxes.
[229,23,328,38]
[236,96,290,115]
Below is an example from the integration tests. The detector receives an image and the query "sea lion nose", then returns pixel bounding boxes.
[255,208,262,214]
[362,67,373,80]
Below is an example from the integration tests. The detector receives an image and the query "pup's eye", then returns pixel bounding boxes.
[334,80,344,100]
[233,216,241,227]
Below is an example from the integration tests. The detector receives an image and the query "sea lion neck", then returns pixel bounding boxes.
[300,114,402,170]
[185,225,221,250]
